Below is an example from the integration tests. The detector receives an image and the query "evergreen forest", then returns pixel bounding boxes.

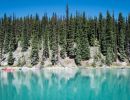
[0,5,130,67]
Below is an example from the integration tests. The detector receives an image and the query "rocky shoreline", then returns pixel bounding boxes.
[0,65,130,73]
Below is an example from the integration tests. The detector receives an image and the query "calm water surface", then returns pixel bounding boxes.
[0,68,130,100]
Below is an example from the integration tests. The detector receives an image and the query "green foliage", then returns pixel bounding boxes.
[60,49,66,59]
[66,15,75,58]
[3,32,10,54]
[75,48,81,65]
[51,51,58,65]
[99,13,106,56]
[18,55,26,66]
[59,22,66,59]
[74,23,81,65]
[8,50,14,65]
[3,16,10,54]
[30,30,39,66]
[106,47,113,66]
[100,27,107,56]
[31,49,39,65]
[118,29,126,61]
[51,25,59,64]
[42,27,49,61]
[98,13,103,41]
[118,13,126,61]
[21,21,29,52]
[11,18,17,51]
[88,19,96,46]
[80,13,90,60]
[80,32,90,60]
[0,22,4,65]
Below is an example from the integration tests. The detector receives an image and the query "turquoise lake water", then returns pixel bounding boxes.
[0,68,130,100]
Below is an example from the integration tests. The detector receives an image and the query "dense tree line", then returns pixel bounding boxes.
[0,5,130,66]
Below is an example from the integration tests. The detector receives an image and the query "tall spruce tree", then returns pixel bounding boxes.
[8,49,14,66]
[88,19,95,46]
[106,47,113,66]
[126,14,130,61]
[59,21,66,59]
[0,20,4,65]
[51,25,58,65]
[9,17,17,52]
[105,11,115,61]
[66,4,75,58]
[80,12,90,60]
[66,15,75,58]
[74,23,81,65]
[42,26,49,61]
[30,21,39,66]
[98,13,107,55]
[118,13,126,61]
[112,12,117,61]
[100,23,107,56]
[3,16,11,54]
[21,18,29,52]
[98,13,103,42]
[75,43,81,65]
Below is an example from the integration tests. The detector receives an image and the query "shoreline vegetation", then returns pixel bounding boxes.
[1,4,130,68]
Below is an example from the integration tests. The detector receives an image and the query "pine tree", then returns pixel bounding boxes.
[98,13,103,42]
[66,3,69,39]
[98,13,107,55]
[80,12,90,60]
[8,50,14,65]
[49,13,57,50]
[106,47,113,66]
[66,4,75,58]
[41,14,49,60]
[30,22,39,66]
[105,11,115,61]
[59,21,66,59]
[106,11,112,48]
[100,25,107,56]
[21,18,29,52]
[31,34,39,65]
[10,21,17,52]
[0,20,4,65]
[15,17,24,42]
[112,12,117,61]
[51,50,57,65]
[3,16,11,54]
[51,25,58,65]
[94,17,98,39]
[100,19,107,56]
[66,15,75,58]
[42,26,49,61]
[75,47,81,65]
[11,16,17,51]
[88,19,95,46]
[118,13,126,61]
[73,13,83,65]
[74,28,81,65]
[118,29,126,61]
[126,14,130,61]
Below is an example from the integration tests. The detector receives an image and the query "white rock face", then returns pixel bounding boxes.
[90,47,99,58]
[121,62,127,66]
[1,42,32,67]
[59,57,77,67]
